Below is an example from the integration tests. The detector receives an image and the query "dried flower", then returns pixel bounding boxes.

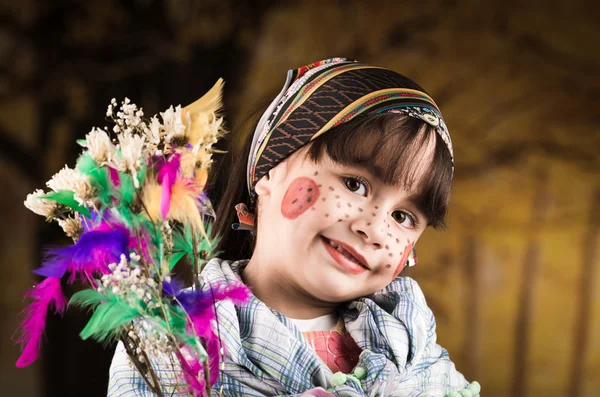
[106,134,146,188]
[47,166,96,205]
[161,105,186,143]
[144,116,163,155]
[85,127,113,163]
[24,189,57,217]
[57,216,82,239]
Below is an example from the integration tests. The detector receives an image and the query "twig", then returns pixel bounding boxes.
[121,332,165,397]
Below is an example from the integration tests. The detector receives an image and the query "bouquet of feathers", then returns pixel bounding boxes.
[15,80,249,396]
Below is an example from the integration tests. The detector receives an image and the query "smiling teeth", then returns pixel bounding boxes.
[327,239,363,266]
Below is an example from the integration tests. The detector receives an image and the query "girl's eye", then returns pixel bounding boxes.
[391,210,417,228]
[343,177,368,197]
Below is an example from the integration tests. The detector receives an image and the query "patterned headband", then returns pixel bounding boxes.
[246,58,453,197]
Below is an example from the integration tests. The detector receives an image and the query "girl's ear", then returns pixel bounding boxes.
[254,160,289,198]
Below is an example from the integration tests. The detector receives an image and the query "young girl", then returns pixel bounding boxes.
[108,58,480,396]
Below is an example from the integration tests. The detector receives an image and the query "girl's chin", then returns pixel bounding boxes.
[302,270,365,302]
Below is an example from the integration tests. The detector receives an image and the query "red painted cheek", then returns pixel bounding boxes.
[393,241,415,279]
[281,177,320,220]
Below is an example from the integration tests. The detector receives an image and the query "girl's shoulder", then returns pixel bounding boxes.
[377,276,427,303]
[200,257,249,285]
[362,276,432,320]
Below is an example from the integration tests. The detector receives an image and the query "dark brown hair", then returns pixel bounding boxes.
[209,112,453,261]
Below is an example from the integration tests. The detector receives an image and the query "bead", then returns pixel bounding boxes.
[467,381,481,394]
[353,366,367,380]
[459,389,473,397]
[331,372,347,386]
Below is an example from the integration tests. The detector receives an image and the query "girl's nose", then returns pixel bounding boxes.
[350,214,386,249]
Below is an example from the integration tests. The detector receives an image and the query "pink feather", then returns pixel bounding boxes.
[109,167,120,187]
[14,277,67,367]
[157,154,181,219]
[175,347,206,396]
[212,283,251,305]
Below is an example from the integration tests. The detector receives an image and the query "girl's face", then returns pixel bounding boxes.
[253,144,433,303]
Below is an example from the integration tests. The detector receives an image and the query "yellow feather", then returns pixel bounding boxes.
[182,79,226,148]
[141,176,208,238]
[141,178,162,223]
[141,177,208,238]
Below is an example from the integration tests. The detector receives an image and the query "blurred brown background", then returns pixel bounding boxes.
[1,0,599,396]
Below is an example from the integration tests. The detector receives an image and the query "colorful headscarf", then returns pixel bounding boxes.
[246,58,453,197]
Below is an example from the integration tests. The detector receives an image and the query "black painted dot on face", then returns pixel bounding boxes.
[317,184,322,188]
[314,171,318,176]
[358,208,363,212]
[311,207,316,211]
[347,202,352,207]
[344,214,349,218]
[329,187,334,191]
[322,197,326,201]
[388,253,393,257]
[307,197,312,203]
[387,233,392,237]
[396,238,400,244]
[292,199,298,204]
[335,195,340,199]
[385,245,389,250]
[372,212,376,217]
[338,219,342,222]
[308,188,313,192]
[386,264,392,268]
[325,213,329,217]
[367,222,371,226]
[375,206,379,209]
[299,187,303,191]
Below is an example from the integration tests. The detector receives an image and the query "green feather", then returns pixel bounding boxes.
[169,252,187,270]
[198,221,220,258]
[43,190,91,218]
[168,304,188,337]
[70,289,140,344]
[170,224,193,270]
[76,153,111,206]
[69,289,106,309]
[118,172,136,206]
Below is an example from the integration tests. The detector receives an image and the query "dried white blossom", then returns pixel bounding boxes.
[46,166,95,205]
[85,127,113,163]
[101,254,162,312]
[161,105,186,142]
[24,189,57,217]
[57,216,82,239]
[144,115,163,155]
[105,133,146,188]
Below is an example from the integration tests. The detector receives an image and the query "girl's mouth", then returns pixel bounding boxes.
[321,236,369,274]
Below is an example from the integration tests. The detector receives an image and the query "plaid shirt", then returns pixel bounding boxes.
[108,259,473,396]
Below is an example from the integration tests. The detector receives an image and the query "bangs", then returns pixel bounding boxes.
[306,113,453,228]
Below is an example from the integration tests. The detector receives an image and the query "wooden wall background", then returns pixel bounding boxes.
[0,1,598,396]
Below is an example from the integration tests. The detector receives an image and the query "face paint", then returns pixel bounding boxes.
[281,177,320,219]
[393,240,415,278]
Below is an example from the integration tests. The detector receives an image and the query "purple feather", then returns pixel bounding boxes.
[14,277,67,367]
[34,223,130,282]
